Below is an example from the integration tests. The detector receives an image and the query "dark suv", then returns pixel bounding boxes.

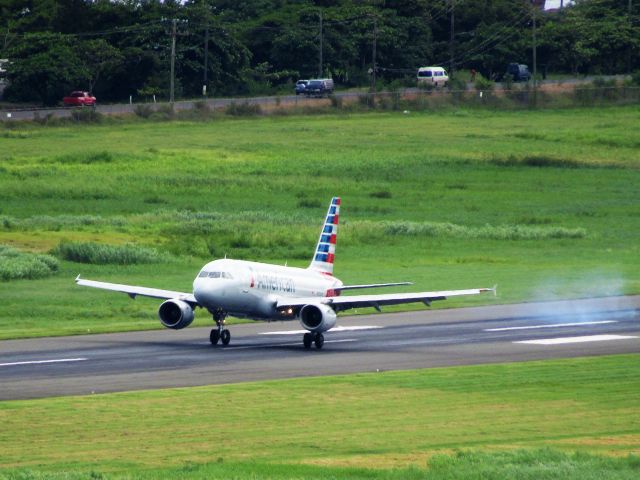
[304,78,334,97]
[506,63,531,82]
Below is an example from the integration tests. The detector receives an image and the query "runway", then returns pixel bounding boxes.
[1,296,638,400]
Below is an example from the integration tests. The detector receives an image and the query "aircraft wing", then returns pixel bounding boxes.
[334,282,412,291]
[76,276,198,305]
[277,287,495,312]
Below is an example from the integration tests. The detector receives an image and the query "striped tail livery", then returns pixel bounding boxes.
[310,196,340,275]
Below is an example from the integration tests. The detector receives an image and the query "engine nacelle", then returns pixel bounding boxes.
[299,304,337,333]
[158,299,195,330]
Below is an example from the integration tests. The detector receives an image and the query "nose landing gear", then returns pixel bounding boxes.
[210,310,231,346]
[303,332,324,350]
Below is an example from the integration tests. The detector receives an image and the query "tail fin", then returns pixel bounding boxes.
[309,197,340,275]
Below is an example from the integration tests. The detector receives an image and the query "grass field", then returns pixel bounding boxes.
[0,106,639,339]
[0,354,638,478]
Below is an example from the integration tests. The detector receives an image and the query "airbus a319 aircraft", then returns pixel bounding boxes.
[77,197,494,349]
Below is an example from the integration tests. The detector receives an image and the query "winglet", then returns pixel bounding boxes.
[479,285,497,296]
[75,274,81,283]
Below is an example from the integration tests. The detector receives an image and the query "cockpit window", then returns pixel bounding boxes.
[202,271,233,279]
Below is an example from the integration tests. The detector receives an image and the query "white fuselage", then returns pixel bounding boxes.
[192,259,343,319]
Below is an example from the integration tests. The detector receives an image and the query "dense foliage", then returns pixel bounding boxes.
[1,0,638,105]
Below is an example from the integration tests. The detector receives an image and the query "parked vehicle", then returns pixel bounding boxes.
[63,91,96,107]
[304,78,334,97]
[506,63,531,82]
[417,66,449,87]
[295,79,309,95]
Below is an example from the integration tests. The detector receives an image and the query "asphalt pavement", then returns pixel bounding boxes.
[0,295,638,400]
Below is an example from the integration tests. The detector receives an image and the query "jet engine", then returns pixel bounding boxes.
[299,304,337,332]
[158,299,195,330]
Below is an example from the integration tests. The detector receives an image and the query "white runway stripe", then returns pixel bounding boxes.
[225,339,357,350]
[485,320,617,332]
[261,326,382,335]
[0,358,88,367]
[514,335,637,345]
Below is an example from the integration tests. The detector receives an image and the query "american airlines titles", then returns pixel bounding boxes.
[254,273,296,293]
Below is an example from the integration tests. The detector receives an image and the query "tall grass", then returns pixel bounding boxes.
[53,241,164,265]
[0,245,59,281]
[1,450,639,479]
[379,221,587,240]
[0,215,127,231]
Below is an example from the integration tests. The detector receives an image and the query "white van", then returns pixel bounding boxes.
[417,66,449,87]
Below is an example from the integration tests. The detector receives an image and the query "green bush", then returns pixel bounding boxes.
[70,108,103,124]
[369,190,392,199]
[447,76,468,92]
[502,73,514,91]
[133,104,155,119]
[225,102,262,116]
[328,95,343,109]
[150,104,175,121]
[474,74,494,91]
[54,241,163,264]
[0,245,59,281]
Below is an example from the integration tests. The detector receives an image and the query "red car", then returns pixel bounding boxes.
[63,91,96,107]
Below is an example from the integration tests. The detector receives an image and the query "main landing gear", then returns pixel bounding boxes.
[210,310,231,346]
[303,332,324,350]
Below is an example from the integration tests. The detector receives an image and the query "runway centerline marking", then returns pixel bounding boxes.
[260,326,382,335]
[485,320,617,332]
[0,358,88,367]
[514,334,637,345]
[224,339,357,350]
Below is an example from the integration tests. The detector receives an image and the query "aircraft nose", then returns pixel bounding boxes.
[194,278,224,305]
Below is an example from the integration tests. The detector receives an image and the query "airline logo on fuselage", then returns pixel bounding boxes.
[254,272,296,293]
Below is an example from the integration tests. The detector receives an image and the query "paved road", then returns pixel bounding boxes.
[1,296,638,400]
[1,77,620,122]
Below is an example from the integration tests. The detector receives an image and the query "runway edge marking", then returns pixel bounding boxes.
[0,358,88,367]
[514,334,638,346]
[485,320,617,332]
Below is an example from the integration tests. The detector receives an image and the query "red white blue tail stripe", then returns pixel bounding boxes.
[310,197,340,275]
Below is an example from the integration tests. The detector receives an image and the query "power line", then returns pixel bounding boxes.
[434,9,531,67]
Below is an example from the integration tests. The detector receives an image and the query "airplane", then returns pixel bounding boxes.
[77,197,495,349]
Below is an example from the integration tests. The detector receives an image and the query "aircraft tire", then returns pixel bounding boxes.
[221,329,231,346]
[303,332,313,349]
[210,329,220,345]
[314,333,324,350]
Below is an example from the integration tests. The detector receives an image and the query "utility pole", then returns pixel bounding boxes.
[628,0,633,73]
[170,18,176,104]
[532,2,537,84]
[203,25,209,96]
[450,0,455,76]
[532,1,537,106]
[318,11,323,78]
[371,16,377,92]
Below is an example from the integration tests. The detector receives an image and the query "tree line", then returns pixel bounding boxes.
[1,0,638,106]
